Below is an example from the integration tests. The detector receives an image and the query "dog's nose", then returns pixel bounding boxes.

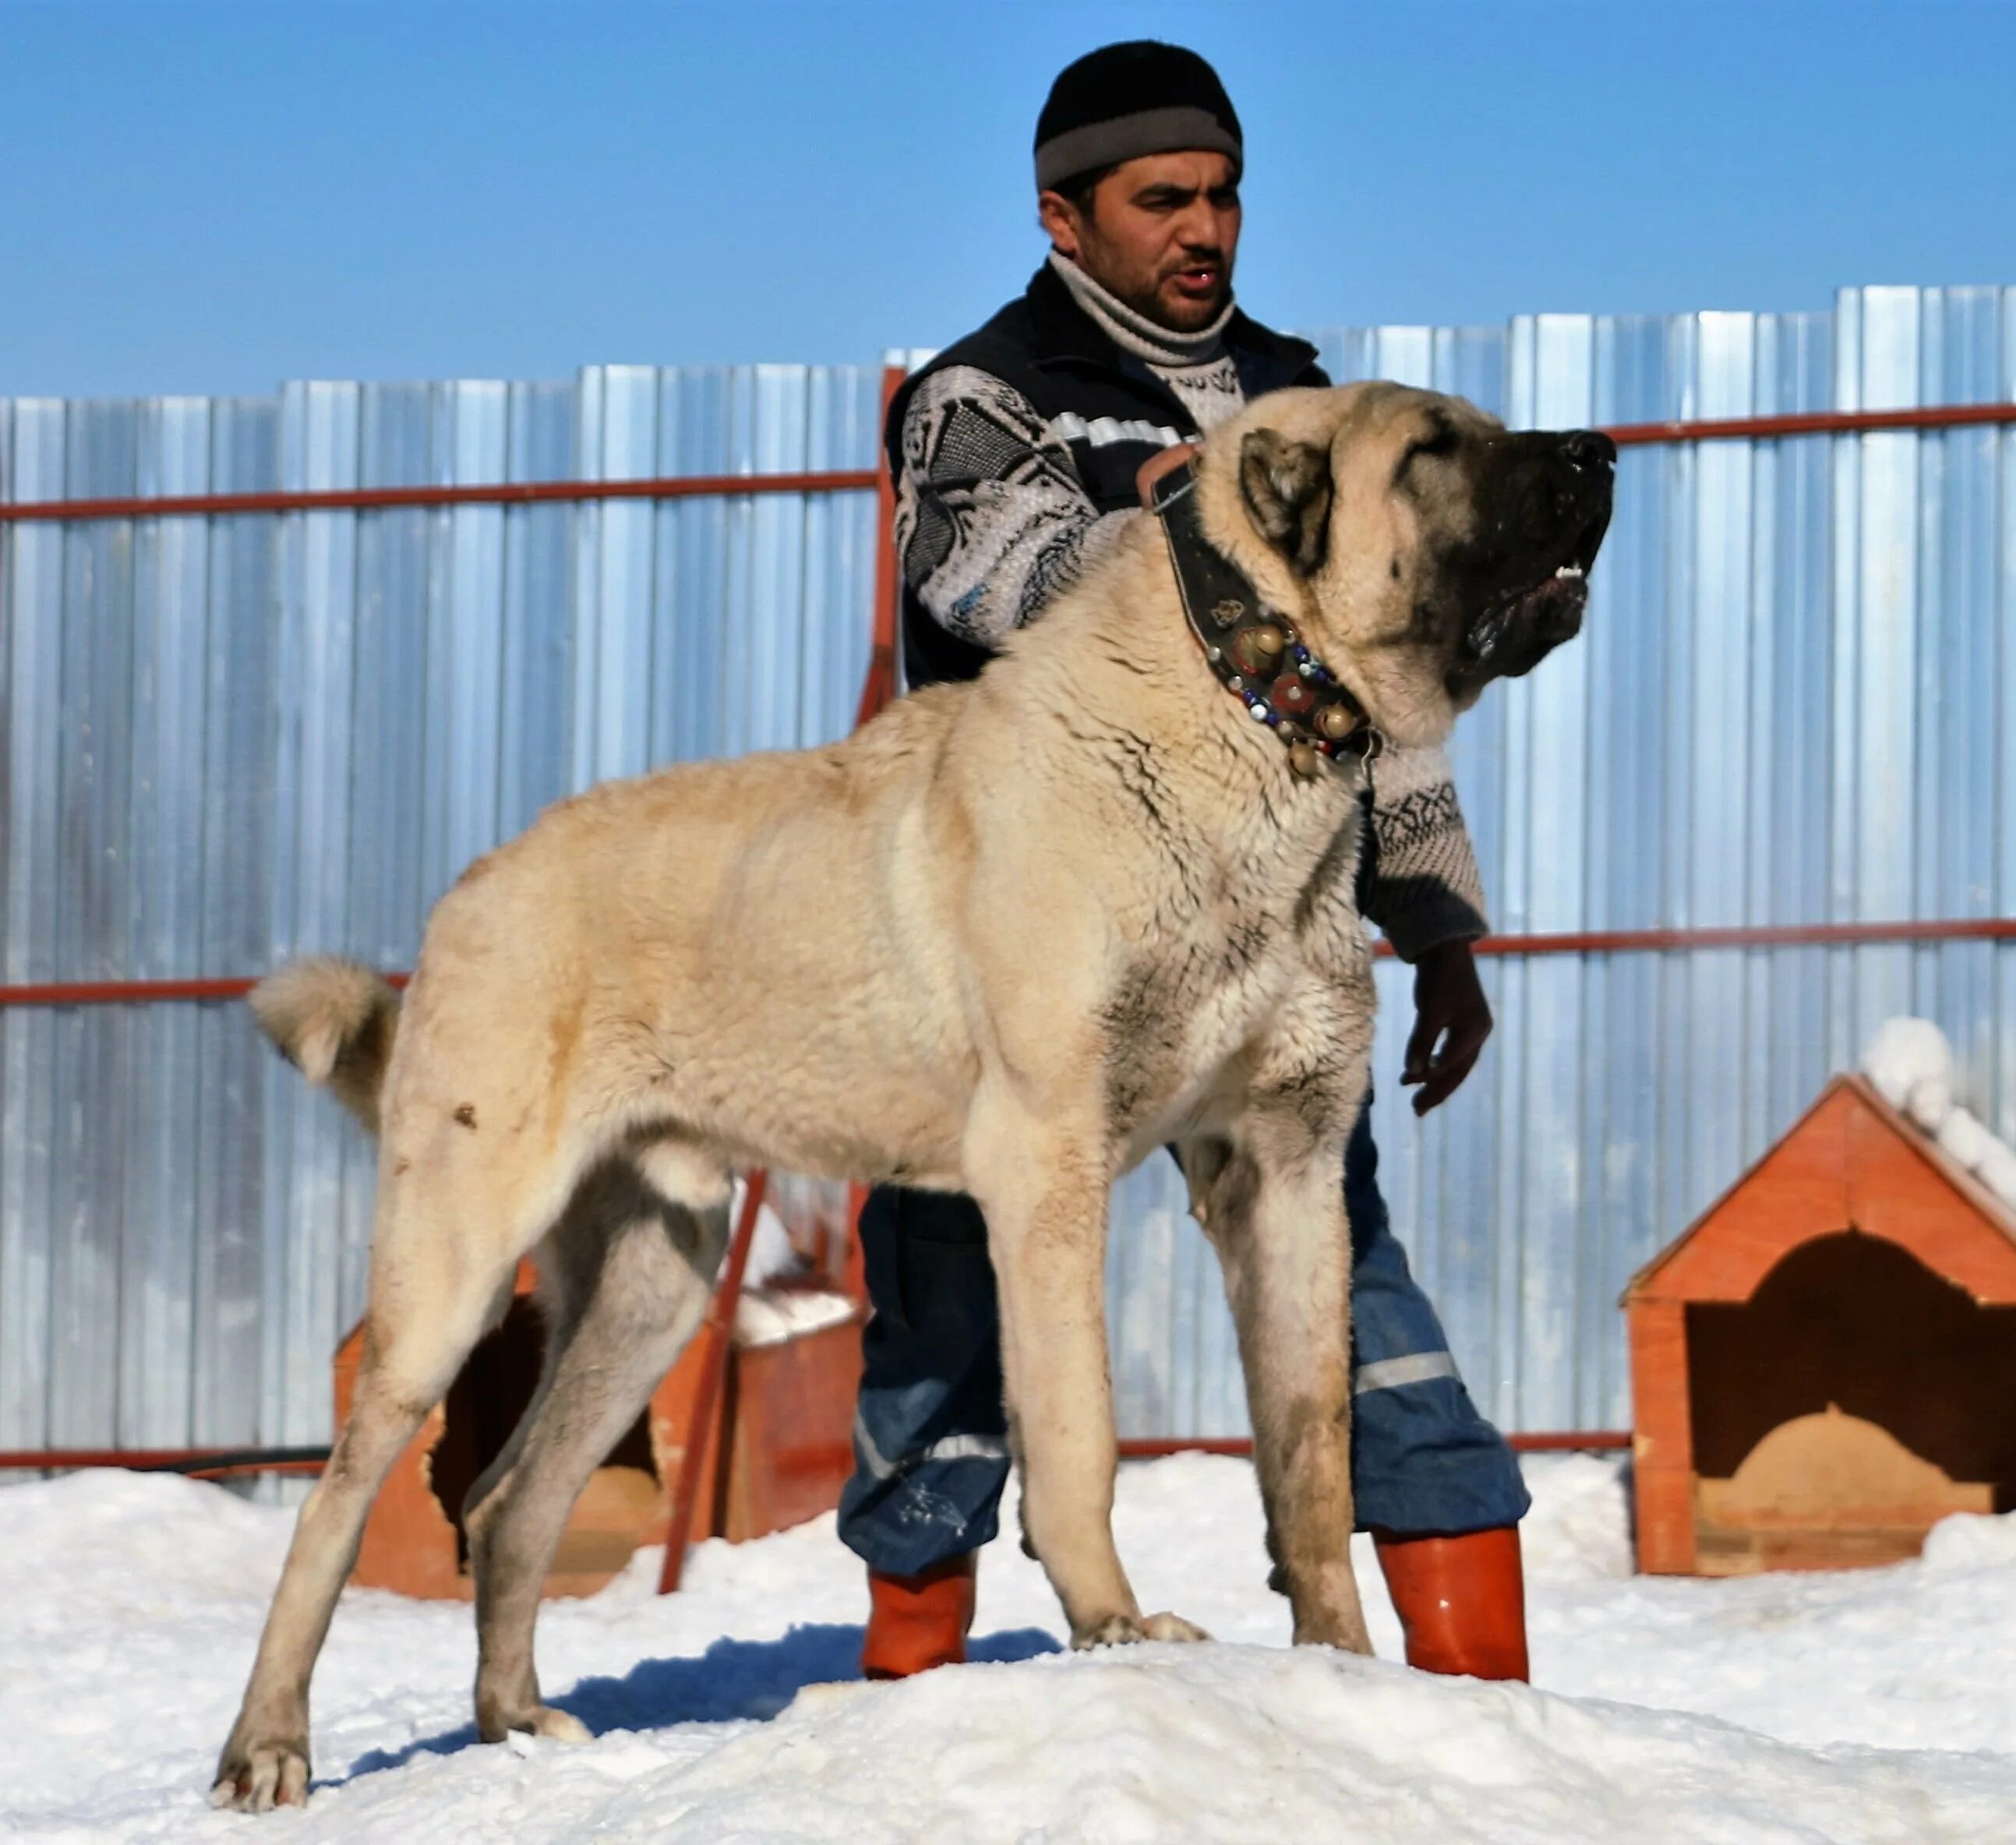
[1563,429,1617,472]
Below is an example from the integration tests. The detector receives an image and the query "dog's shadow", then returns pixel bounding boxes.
[336,1622,1061,1787]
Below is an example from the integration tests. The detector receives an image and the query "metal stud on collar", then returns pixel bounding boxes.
[1152,457,1377,778]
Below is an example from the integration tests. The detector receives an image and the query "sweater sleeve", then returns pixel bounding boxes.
[1360,745,1490,962]
[893,365,1132,649]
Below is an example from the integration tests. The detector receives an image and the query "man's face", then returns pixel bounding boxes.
[1040,150,1241,333]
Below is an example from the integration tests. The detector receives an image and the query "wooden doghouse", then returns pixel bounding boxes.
[334,1264,863,1600]
[1626,1074,2016,1575]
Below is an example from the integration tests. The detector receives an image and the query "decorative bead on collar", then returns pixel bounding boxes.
[1148,460,1382,779]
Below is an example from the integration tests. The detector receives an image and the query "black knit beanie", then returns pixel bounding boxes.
[1034,41,1243,192]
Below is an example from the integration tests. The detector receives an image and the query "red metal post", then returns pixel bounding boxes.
[840,1183,870,1307]
[658,1169,769,1593]
[853,362,908,731]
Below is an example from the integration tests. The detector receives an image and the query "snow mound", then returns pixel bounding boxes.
[1515,1452,1635,1580]
[1921,1508,2016,1572]
[552,1644,2011,1845]
[0,1466,290,1612]
[1861,1017,2016,1208]
[7,1452,2016,1840]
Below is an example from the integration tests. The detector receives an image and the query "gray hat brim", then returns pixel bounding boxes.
[1035,104,1242,192]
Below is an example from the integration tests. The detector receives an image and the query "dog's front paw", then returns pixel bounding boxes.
[1072,1610,1212,1648]
[521,1706,591,1744]
[210,1731,311,1813]
[478,1700,593,1746]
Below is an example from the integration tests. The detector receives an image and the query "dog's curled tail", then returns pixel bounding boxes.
[250,957,400,1138]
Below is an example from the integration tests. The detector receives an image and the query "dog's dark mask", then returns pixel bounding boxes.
[1432,424,1615,699]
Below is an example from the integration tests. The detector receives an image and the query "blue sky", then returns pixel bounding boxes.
[4,0,2011,399]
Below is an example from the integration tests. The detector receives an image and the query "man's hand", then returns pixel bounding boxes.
[1400,940,1492,1116]
[1136,442,1200,509]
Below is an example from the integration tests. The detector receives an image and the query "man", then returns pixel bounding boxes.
[837,41,1531,1682]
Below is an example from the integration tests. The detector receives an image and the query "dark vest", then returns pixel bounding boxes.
[885,263,1328,690]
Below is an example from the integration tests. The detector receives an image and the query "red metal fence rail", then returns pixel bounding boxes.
[1604,400,2016,448]
[5,919,2011,1011]
[0,1446,332,1480]
[0,469,879,524]
[0,1427,1633,1482]
[3,400,2007,527]
[1115,1430,1631,1460]
[1469,918,2016,959]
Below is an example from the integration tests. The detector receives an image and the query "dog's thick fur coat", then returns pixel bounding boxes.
[213,383,1612,1809]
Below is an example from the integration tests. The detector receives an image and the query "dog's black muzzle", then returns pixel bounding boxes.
[1449,429,1615,693]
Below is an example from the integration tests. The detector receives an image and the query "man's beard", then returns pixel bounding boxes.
[1116,255,1231,333]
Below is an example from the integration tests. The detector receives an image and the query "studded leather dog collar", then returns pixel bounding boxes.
[1148,460,1382,779]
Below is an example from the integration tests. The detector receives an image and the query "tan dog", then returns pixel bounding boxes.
[213,383,1612,1809]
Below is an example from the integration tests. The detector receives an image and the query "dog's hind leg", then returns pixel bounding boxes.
[465,1162,729,1744]
[210,1152,560,1812]
[1192,1113,1372,1655]
[454,1217,593,1567]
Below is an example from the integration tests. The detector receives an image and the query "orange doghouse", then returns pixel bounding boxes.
[334,1261,863,1600]
[1627,1074,2016,1576]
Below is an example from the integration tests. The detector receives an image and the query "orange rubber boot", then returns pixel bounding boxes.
[861,1554,978,1680]
[1374,1525,1530,1681]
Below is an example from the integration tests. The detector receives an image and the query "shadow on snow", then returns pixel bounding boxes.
[334,1621,1061,1787]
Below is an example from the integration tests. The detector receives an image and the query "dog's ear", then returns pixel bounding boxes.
[1239,430,1332,576]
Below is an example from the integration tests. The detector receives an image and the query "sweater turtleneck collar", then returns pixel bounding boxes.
[1047,251,1236,369]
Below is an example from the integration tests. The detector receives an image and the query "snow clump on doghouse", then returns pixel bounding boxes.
[1862,1018,2016,1208]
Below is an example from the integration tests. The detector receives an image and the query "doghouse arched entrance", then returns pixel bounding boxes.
[425,1295,664,1586]
[1686,1229,2016,1569]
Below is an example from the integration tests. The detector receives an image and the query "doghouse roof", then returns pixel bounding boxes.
[1623,1074,2016,1307]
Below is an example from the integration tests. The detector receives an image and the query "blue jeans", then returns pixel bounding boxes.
[836,1097,1530,1575]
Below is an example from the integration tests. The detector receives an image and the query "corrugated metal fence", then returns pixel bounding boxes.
[3,284,2012,1461]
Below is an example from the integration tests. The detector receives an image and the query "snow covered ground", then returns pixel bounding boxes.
[3,1453,2014,1843]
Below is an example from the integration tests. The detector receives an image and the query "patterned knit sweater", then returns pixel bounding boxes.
[892,259,1489,961]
